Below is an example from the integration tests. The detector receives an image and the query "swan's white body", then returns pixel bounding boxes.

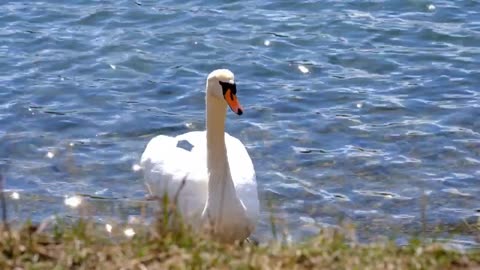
[140,69,259,242]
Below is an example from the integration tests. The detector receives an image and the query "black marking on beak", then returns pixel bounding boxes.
[237,108,243,115]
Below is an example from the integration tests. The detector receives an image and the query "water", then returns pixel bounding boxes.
[1,0,480,247]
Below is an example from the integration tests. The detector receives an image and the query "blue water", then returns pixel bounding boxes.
[1,0,480,247]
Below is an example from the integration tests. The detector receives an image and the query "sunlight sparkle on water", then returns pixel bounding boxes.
[105,224,113,233]
[124,228,135,238]
[132,164,142,172]
[428,4,436,11]
[109,64,116,70]
[46,151,55,159]
[264,40,271,46]
[10,192,19,200]
[64,196,82,208]
[298,65,309,74]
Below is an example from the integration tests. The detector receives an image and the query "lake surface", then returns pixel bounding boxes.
[1,0,479,247]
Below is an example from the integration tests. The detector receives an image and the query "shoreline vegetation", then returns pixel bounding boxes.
[1,219,479,269]
[1,179,480,269]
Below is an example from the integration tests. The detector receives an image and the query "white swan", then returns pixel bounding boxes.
[140,69,259,242]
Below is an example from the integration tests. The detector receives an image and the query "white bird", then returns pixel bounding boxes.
[141,69,259,243]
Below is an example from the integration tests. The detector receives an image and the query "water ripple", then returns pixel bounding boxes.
[1,0,479,247]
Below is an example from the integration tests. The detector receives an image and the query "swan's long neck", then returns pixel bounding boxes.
[206,95,228,172]
[204,92,242,229]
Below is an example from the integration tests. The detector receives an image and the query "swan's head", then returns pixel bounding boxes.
[207,69,243,115]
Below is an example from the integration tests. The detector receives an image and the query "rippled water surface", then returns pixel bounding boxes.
[1,0,480,247]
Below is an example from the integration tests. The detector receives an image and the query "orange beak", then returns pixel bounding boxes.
[224,88,243,115]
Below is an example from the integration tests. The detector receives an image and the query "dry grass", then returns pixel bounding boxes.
[0,216,479,270]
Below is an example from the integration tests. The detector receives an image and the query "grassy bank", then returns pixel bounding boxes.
[0,218,479,270]
[0,178,479,269]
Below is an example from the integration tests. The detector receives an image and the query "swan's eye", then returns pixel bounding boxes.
[219,81,237,97]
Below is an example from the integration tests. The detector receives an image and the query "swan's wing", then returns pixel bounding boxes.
[226,134,256,185]
[225,133,260,225]
[140,132,208,216]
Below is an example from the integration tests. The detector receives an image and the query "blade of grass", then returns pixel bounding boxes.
[0,173,10,235]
